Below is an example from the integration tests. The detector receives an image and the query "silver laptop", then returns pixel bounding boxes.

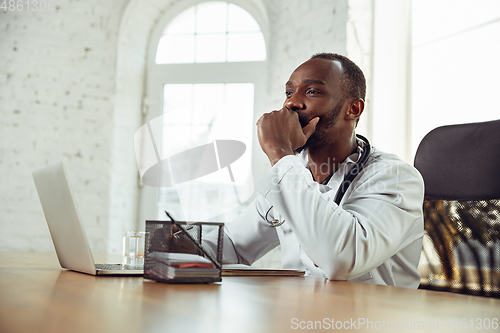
[32,162,143,276]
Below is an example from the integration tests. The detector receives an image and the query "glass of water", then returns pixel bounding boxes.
[122,231,146,266]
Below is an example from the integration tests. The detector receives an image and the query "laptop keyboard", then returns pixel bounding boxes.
[95,263,143,271]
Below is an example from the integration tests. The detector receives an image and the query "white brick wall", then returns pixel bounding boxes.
[264,0,348,112]
[0,0,130,253]
[0,0,373,261]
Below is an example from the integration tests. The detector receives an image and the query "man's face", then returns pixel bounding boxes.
[283,58,346,154]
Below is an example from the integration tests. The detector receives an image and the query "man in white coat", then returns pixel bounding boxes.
[205,53,424,288]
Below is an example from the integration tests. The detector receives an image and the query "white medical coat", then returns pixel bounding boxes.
[206,143,425,288]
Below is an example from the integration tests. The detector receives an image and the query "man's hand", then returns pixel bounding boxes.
[256,108,319,165]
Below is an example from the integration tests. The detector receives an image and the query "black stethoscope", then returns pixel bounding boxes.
[265,134,372,228]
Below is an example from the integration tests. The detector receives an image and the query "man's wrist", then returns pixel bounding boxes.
[265,147,293,166]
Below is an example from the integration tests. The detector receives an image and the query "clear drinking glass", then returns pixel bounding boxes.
[122,231,146,266]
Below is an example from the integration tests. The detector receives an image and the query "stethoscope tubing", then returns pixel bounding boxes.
[265,134,372,227]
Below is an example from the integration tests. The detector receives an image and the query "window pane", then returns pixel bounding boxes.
[413,0,500,46]
[195,33,226,63]
[411,14,500,157]
[196,2,227,34]
[163,84,193,122]
[164,6,196,35]
[192,84,225,125]
[156,35,195,64]
[160,124,210,157]
[156,2,266,64]
[162,83,253,157]
[227,32,266,62]
[227,3,261,32]
[159,83,255,221]
[216,83,254,150]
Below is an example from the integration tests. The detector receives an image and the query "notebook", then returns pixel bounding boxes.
[32,161,143,276]
[221,264,305,277]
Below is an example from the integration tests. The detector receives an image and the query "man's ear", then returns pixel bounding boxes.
[345,99,364,121]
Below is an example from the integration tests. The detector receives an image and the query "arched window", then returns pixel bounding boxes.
[156,2,266,64]
[138,1,267,223]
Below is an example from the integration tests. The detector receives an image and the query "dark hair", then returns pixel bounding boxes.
[310,53,366,102]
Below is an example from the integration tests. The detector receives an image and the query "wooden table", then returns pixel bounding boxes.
[1,253,499,333]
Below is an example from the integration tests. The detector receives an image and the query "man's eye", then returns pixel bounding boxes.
[285,91,293,97]
[307,90,319,95]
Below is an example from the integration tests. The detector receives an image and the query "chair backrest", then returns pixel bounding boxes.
[414,119,500,297]
[414,119,500,200]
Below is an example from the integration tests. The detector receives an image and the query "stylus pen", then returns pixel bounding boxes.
[164,211,193,236]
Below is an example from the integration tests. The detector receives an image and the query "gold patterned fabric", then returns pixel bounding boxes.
[420,199,500,297]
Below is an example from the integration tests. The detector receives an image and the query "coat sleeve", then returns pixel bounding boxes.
[203,195,280,265]
[255,154,424,280]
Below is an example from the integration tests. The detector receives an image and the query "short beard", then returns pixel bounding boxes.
[293,101,343,155]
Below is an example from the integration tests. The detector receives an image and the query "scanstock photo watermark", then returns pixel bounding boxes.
[291,317,499,330]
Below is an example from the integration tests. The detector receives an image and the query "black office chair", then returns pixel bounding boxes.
[414,119,500,297]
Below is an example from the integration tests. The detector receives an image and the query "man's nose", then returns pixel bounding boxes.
[284,94,305,111]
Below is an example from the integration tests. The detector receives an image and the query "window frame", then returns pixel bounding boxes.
[138,0,269,223]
